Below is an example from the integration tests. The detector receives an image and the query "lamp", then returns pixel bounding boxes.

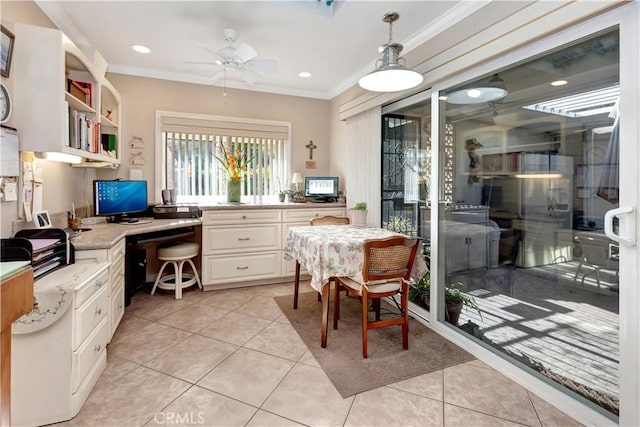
[446,73,508,104]
[291,172,303,192]
[358,12,424,93]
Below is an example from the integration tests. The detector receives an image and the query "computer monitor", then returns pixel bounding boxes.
[94,180,148,222]
[304,176,339,202]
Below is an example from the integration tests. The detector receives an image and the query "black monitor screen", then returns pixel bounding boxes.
[94,180,148,219]
[304,177,339,200]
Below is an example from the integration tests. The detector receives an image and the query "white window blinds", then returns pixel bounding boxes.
[157,111,291,203]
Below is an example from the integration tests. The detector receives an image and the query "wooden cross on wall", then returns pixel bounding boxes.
[305,140,317,160]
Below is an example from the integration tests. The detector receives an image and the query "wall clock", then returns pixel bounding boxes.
[0,82,11,124]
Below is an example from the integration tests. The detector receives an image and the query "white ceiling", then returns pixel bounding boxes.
[35,0,483,100]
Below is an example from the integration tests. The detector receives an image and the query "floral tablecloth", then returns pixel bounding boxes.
[284,225,427,292]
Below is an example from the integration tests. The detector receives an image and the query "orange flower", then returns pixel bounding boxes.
[214,143,253,182]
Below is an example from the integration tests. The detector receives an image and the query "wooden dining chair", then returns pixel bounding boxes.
[333,236,422,358]
[292,215,351,309]
[309,215,350,226]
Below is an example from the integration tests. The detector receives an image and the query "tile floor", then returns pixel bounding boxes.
[60,282,583,427]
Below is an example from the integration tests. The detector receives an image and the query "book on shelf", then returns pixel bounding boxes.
[67,79,93,108]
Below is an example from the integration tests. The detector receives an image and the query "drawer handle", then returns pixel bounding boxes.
[242,215,247,219]
[238,237,250,241]
[96,281,105,288]
[315,213,319,217]
[94,344,102,352]
[236,266,249,270]
[95,307,103,316]
[118,303,123,309]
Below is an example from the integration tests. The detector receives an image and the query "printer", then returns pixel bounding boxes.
[152,204,201,219]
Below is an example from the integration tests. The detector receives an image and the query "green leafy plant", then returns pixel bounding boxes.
[409,273,482,319]
[352,202,367,211]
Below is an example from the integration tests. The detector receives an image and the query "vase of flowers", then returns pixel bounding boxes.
[214,143,253,203]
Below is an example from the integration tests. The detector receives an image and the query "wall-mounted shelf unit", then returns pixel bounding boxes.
[12,24,121,167]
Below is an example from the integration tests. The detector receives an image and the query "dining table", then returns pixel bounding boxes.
[284,225,428,348]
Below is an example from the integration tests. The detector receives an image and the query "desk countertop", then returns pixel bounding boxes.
[71,218,202,251]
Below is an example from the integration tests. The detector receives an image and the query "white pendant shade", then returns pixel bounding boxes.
[359,12,423,93]
[447,73,508,104]
[359,67,424,92]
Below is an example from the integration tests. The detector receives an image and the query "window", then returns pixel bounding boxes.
[157,111,290,203]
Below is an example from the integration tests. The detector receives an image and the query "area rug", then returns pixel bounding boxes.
[274,292,474,398]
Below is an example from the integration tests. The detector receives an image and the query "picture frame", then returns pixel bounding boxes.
[1,25,15,78]
[33,210,53,229]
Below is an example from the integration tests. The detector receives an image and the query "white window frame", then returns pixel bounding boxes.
[155,111,291,204]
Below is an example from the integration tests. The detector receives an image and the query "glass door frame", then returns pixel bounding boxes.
[384,3,639,425]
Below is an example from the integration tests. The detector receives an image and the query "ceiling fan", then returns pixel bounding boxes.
[187,28,278,88]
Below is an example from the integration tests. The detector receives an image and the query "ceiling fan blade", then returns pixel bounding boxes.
[246,59,278,73]
[184,61,219,65]
[239,69,260,85]
[233,43,257,63]
[210,70,225,82]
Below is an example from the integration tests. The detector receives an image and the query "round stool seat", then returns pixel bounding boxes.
[151,241,202,299]
[157,242,199,260]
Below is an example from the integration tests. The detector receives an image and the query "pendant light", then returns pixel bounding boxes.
[446,73,509,104]
[358,12,424,93]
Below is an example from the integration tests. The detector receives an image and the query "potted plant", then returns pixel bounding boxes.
[409,273,482,326]
[214,143,253,203]
[349,202,368,226]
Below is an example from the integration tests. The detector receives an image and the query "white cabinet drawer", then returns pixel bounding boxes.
[109,239,126,262]
[203,209,281,225]
[204,252,281,284]
[282,208,346,223]
[204,224,281,254]
[110,255,125,293]
[74,268,109,309]
[110,283,125,340]
[72,317,109,393]
[74,284,109,350]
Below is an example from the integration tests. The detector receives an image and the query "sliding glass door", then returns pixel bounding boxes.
[382,5,640,422]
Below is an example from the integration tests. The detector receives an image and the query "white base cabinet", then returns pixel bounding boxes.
[11,262,110,427]
[75,238,126,341]
[202,206,345,289]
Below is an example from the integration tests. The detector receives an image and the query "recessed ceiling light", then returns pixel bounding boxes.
[298,71,312,78]
[132,44,151,54]
[551,80,568,86]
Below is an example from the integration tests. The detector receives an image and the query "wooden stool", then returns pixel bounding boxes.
[151,242,202,299]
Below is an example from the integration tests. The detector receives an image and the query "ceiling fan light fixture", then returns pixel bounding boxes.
[358,12,423,93]
[446,73,508,104]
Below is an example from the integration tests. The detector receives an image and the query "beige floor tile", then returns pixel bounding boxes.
[444,362,541,426]
[345,386,444,427]
[444,404,528,427]
[274,313,291,324]
[111,313,154,342]
[72,366,190,427]
[529,393,584,427]
[144,334,238,383]
[235,295,285,321]
[197,311,271,345]
[244,322,307,361]
[387,369,444,401]
[144,385,256,427]
[297,350,321,368]
[156,303,230,332]
[109,322,192,364]
[98,353,140,385]
[246,410,304,426]
[262,363,353,426]
[198,286,264,310]
[126,293,193,321]
[258,282,296,297]
[197,347,294,407]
